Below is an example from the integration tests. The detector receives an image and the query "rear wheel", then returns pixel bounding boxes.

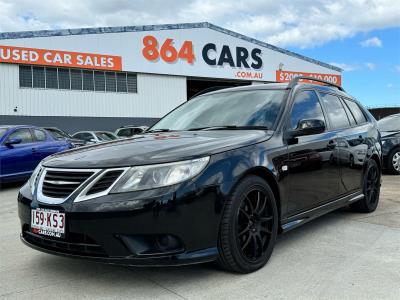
[387,148,400,175]
[350,159,381,213]
[217,175,278,273]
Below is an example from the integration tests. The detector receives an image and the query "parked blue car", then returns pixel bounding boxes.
[0,125,73,183]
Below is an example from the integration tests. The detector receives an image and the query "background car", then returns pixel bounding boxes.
[378,113,400,174]
[43,127,85,147]
[115,126,149,138]
[72,131,119,144]
[0,125,73,183]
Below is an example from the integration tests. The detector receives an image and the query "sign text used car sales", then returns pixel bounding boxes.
[0,45,122,71]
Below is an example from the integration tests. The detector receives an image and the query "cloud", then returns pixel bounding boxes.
[360,37,383,48]
[0,0,399,48]
[365,62,376,70]
[329,62,357,72]
[387,83,394,88]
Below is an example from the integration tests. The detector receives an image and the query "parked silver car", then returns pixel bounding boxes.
[72,131,119,144]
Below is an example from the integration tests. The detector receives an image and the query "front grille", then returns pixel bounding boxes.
[23,230,107,257]
[86,170,123,195]
[42,170,94,198]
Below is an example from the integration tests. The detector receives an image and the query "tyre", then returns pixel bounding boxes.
[387,148,400,175]
[350,159,381,213]
[217,175,278,273]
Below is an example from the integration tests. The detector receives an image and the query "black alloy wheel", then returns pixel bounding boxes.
[351,159,381,213]
[217,175,278,273]
[237,189,273,261]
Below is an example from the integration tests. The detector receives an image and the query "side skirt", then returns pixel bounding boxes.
[280,191,364,232]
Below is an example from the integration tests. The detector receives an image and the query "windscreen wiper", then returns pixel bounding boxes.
[187,125,269,131]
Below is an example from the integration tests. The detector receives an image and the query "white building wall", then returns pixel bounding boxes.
[0,63,187,118]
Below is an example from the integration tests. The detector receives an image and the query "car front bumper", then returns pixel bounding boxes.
[18,180,225,266]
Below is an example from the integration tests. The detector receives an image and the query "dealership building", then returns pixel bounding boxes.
[0,22,342,132]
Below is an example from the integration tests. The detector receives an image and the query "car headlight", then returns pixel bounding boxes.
[29,162,43,194]
[110,156,210,193]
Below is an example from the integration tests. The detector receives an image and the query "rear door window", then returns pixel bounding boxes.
[343,99,367,124]
[33,129,47,142]
[319,93,350,129]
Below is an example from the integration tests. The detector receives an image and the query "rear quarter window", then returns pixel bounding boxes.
[343,99,367,124]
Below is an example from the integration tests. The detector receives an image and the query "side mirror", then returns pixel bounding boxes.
[286,119,326,139]
[5,137,22,146]
[89,138,97,143]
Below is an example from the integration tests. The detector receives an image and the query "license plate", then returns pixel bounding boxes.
[31,208,65,238]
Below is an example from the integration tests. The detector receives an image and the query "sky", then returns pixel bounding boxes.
[0,0,399,107]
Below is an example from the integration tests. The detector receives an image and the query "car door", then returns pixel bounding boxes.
[31,128,65,163]
[285,90,340,215]
[337,98,371,194]
[0,128,37,177]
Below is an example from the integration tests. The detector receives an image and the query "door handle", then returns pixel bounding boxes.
[31,148,37,152]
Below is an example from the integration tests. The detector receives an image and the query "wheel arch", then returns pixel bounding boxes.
[236,167,282,225]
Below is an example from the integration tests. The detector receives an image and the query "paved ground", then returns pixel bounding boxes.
[0,176,399,299]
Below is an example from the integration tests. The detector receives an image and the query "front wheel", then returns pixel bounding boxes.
[350,159,381,213]
[217,175,278,273]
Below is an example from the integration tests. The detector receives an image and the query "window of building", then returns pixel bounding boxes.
[127,74,137,93]
[45,67,58,89]
[19,66,32,88]
[58,68,70,89]
[94,71,105,91]
[320,93,350,129]
[32,67,45,88]
[70,69,82,90]
[290,90,326,130]
[117,73,127,93]
[82,70,94,91]
[343,99,367,124]
[106,72,116,92]
[19,65,137,94]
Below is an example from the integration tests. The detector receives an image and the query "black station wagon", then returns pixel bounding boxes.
[18,76,381,273]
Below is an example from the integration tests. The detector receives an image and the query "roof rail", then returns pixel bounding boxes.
[287,76,345,92]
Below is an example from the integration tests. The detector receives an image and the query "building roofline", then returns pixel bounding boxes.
[0,22,342,72]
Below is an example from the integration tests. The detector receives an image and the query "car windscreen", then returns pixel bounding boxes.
[96,132,117,141]
[0,127,9,139]
[151,89,286,131]
[378,115,400,132]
